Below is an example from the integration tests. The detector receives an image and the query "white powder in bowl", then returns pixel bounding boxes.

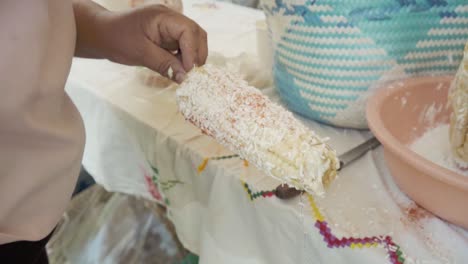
[410,124,468,176]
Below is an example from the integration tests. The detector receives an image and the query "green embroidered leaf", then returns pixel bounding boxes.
[151,166,159,175]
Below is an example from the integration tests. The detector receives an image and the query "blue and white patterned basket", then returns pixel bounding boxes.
[260,0,468,128]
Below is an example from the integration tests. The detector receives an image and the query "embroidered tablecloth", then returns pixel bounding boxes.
[67,1,468,263]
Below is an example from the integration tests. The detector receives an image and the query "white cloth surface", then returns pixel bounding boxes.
[67,1,468,263]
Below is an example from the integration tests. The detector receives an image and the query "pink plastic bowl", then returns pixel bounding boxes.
[367,76,468,228]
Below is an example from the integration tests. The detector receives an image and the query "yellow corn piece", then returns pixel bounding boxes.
[449,45,468,165]
[176,65,340,195]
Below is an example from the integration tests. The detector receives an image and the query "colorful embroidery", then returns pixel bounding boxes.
[143,164,184,205]
[241,183,406,264]
[197,155,240,173]
[197,158,209,173]
[242,181,275,201]
[307,194,324,222]
[159,179,184,191]
[142,166,163,202]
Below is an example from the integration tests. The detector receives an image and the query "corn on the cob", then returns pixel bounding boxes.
[449,48,468,166]
[176,65,340,196]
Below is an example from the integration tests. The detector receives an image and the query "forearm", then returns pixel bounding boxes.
[73,0,111,59]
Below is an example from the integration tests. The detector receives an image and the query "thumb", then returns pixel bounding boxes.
[142,41,186,83]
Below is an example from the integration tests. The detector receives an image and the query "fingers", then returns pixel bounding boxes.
[160,41,179,52]
[154,12,208,71]
[177,21,200,71]
[137,5,208,75]
[177,24,208,71]
[198,29,208,65]
[142,39,186,83]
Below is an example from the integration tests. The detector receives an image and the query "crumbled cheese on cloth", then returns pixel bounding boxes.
[175,64,339,195]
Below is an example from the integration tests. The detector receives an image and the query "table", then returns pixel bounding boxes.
[67,1,468,263]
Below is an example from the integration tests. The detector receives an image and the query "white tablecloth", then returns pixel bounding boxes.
[67,1,468,263]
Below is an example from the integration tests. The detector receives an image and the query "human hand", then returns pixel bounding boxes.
[75,2,207,83]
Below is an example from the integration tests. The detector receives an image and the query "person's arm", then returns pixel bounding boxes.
[72,0,208,83]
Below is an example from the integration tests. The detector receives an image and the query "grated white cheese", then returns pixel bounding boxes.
[175,64,339,195]
[410,124,467,176]
[419,102,444,125]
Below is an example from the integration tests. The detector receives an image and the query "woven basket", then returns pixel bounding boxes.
[261,0,468,128]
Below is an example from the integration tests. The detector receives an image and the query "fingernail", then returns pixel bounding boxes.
[167,67,174,80]
[175,72,186,83]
